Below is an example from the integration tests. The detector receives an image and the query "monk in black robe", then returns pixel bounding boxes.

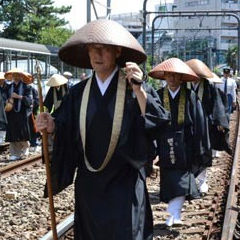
[149,58,208,227]
[5,70,32,160]
[186,59,230,194]
[44,74,69,115]
[0,74,8,143]
[37,19,170,240]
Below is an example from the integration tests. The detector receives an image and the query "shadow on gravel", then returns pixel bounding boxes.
[154,223,180,238]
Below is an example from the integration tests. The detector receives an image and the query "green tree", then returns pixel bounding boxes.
[0,0,25,39]
[146,56,161,90]
[39,26,74,47]
[226,45,237,74]
[0,0,71,42]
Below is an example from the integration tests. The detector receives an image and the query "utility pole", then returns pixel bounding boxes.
[107,0,111,16]
[87,0,91,23]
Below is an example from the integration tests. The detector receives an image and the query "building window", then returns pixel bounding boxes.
[185,1,199,6]
[199,0,209,5]
[185,0,209,6]
[159,6,167,12]
[222,0,238,3]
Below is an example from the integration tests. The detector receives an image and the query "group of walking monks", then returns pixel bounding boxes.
[1,18,235,240]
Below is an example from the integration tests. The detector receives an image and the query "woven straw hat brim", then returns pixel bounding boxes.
[186,59,214,79]
[46,74,68,87]
[149,58,199,82]
[0,72,5,80]
[63,71,73,77]
[4,68,33,84]
[207,72,223,83]
[59,19,146,68]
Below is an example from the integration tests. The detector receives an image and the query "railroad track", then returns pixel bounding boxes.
[0,154,42,178]
[40,96,240,240]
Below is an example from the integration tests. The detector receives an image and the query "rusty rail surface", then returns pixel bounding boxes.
[221,100,240,240]
[0,154,42,178]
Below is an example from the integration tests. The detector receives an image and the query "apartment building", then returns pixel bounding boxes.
[173,0,240,64]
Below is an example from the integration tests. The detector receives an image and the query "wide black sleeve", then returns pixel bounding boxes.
[190,91,212,176]
[211,85,229,129]
[22,84,33,108]
[32,88,39,114]
[43,87,54,112]
[0,90,7,129]
[144,86,170,139]
[44,85,83,196]
[210,87,231,153]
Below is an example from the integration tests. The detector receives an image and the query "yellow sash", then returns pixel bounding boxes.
[163,87,186,125]
[79,71,126,172]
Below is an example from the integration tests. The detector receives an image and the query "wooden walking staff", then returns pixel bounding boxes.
[35,61,58,240]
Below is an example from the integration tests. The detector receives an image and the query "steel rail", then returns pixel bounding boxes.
[221,98,240,240]
[39,213,74,240]
[0,154,42,178]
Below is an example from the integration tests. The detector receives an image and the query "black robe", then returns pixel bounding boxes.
[191,81,230,155]
[156,87,208,203]
[29,86,40,145]
[0,83,8,130]
[48,71,170,240]
[43,84,68,114]
[5,81,32,142]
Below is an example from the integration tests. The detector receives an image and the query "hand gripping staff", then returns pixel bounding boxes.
[35,61,58,240]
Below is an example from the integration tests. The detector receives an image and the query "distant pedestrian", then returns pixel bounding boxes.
[29,85,40,151]
[0,72,8,144]
[43,74,68,115]
[4,68,33,160]
[63,71,74,88]
[216,68,237,114]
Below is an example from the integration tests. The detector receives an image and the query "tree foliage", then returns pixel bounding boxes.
[145,56,161,90]
[39,26,74,47]
[0,0,71,43]
[226,45,237,74]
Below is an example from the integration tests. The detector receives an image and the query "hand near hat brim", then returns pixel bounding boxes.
[4,68,33,85]
[149,58,199,82]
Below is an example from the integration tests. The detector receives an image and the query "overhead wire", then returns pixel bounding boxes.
[90,0,99,19]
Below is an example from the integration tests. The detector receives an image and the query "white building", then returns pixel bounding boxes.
[110,12,148,39]
[173,0,240,64]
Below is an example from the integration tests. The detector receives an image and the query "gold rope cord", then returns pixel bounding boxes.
[163,87,186,125]
[80,71,126,172]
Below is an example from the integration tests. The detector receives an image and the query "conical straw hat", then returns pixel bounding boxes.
[59,19,146,68]
[4,68,33,84]
[185,59,214,79]
[0,72,5,80]
[46,74,68,87]
[63,71,73,78]
[148,58,199,82]
[207,72,223,84]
